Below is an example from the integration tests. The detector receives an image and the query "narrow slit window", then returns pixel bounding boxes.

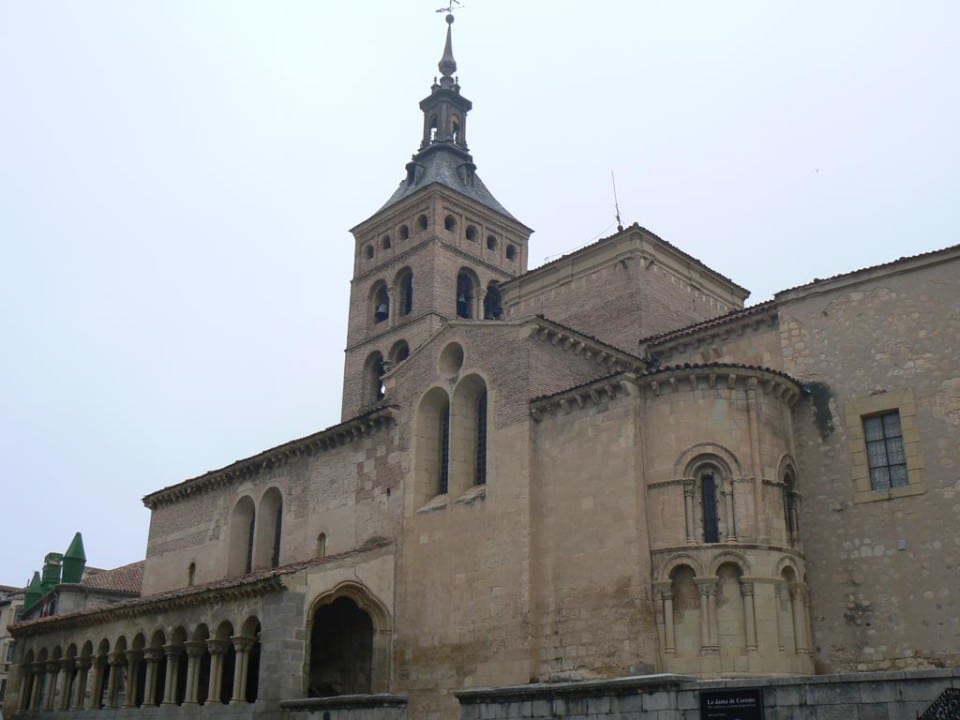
[439,406,450,495]
[701,470,719,543]
[475,390,487,485]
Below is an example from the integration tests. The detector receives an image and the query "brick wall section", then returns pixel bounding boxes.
[343,187,531,420]
[501,227,748,354]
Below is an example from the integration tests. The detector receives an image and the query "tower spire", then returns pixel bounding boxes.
[438,13,457,85]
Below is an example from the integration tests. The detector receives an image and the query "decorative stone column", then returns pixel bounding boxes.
[661,589,676,654]
[696,579,718,653]
[774,580,790,652]
[86,656,105,709]
[790,583,809,653]
[722,479,737,541]
[746,377,766,539]
[30,661,45,711]
[42,660,59,710]
[106,651,126,708]
[73,656,92,710]
[682,480,696,543]
[123,650,143,708]
[161,644,183,705]
[183,641,206,704]
[142,647,163,706]
[385,285,395,327]
[17,663,34,712]
[58,658,76,710]
[741,581,758,651]
[205,639,230,704]
[229,636,255,704]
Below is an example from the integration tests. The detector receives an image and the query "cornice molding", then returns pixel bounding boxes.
[641,304,780,360]
[530,363,800,422]
[10,575,283,638]
[10,540,395,640]
[142,407,397,510]
[527,317,645,373]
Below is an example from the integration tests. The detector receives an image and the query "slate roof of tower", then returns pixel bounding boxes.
[377,145,517,221]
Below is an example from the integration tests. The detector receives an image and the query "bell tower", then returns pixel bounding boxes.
[341,12,532,420]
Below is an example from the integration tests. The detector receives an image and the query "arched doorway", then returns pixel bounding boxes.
[308,597,374,697]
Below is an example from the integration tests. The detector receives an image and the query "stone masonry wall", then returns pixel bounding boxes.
[387,322,616,720]
[457,669,960,720]
[530,390,659,682]
[142,421,404,597]
[779,258,960,673]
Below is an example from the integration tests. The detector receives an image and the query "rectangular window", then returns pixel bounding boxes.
[863,411,909,490]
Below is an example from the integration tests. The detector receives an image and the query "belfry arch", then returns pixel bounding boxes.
[305,582,391,697]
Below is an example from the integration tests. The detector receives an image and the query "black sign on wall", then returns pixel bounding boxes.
[700,688,764,720]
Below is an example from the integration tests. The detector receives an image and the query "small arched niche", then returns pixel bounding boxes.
[228,496,256,577]
[450,374,489,495]
[253,487,283,570]
[414,387,451,506]
[438,342,464,377]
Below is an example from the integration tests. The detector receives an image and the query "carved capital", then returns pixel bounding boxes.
[206,639,230,656]
[695,579,717,597]
[108,651,127,667]
[162,644,185,659]
[183,641,206,659]
[125,650,144,666]
[231,635,255,653]
[143,647,164,663]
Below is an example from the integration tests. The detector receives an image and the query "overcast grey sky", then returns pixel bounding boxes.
[1,1,957,585]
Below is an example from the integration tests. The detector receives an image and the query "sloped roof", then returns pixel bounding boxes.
[377,144,517,221]
[11,539,393,637]
[639,242,960,350]
[773,242,960,297]
[77,561,143,595]
[638,300,778,347]
[506,222,749,297]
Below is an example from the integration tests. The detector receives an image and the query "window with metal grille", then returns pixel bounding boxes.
[863,411,908,490]
[701,470,719,543]
[439,406,450,495]
[475,390,487,485]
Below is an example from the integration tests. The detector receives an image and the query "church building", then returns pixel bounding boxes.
[5,12,959,720]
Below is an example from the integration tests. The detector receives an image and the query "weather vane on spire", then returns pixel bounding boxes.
[435,0,463,15]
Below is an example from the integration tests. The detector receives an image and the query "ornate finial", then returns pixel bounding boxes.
[436,2,461,79]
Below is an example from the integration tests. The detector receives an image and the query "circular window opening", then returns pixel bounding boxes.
[417,214,428,231]
[399,224,410,240]
[486,235,498,251]
[506,243,517,261]
[364,244,374,260]
[382,235,392,250]
[465,225,478,241]
[444,214,457,232]
[438,342,465,377]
